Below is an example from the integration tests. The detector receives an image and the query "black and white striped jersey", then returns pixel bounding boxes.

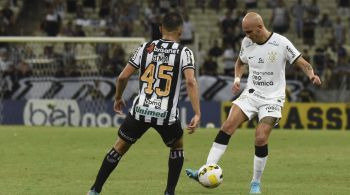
[128,39,195,125]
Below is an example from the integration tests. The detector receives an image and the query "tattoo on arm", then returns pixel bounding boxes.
[303,64,313,72]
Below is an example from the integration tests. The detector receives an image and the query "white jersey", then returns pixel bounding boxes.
[239,33,301,101]
[128,39,195,125]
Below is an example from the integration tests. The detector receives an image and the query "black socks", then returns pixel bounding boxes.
[164,149,184,195]
[90,148,122,193]
[214,130,231,145]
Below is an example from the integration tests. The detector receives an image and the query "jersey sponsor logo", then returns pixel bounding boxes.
[152,53,169,63]
[146,43,156,53]
[154,46,180,54]
[268,41,279,46]
[286,46,296,58]
[252,71,273,76]
[144,98,162,109]
[248,56,254,59]
[135,105,168,118]
[252,71,274,86]
[253,80,274,86]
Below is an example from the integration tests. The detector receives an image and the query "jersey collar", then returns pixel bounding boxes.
[160,39,176,43]
[257,32,273,45]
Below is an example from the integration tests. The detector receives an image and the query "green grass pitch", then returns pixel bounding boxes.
[1,125,350,195]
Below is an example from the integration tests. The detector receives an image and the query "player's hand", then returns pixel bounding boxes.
[232,80,240,95]
[187,114,200,134]
[310,75,321,86]
[114,98,126,115]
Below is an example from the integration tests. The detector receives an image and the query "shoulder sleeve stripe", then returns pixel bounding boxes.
[291,54,302,65]
[182,66,195,71]
[128,61,139,68]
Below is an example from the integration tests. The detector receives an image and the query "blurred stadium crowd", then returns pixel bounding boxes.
[0,0,349,102]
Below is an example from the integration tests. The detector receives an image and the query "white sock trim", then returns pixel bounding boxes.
[212,142,228,150]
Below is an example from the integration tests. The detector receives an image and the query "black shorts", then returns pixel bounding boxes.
[118,113,184,147]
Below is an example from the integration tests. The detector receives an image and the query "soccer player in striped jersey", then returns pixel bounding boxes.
[186,12,321,194]
[87,12,201,195]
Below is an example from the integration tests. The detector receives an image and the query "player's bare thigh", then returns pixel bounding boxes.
[255,116,277,146]
[221,103,248,135]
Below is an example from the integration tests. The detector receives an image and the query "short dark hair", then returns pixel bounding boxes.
[161,12,183,32]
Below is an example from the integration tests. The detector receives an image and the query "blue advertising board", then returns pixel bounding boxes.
[1,100,221,128]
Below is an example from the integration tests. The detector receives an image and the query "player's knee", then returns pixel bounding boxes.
[169,137,183,149]
[114,138,132,155]
[255,135,268,146]
[221,120,237,135]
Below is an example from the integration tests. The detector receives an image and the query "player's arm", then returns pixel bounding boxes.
[294,56,322,85]
[114,63,137,114]
[183,68,201,134]
[232,57,245,94]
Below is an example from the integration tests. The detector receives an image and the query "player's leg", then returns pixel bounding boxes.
[206,104,248,164]
[89,114,150,194]
[186,103,249,180]
[154,121,184,195]
[250,116,277,194]
[165,137,184,195]
[89,138,131,194]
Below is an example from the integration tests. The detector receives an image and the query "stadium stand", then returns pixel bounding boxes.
[0,0,349,102]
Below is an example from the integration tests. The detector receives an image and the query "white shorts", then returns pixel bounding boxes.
[233,93,283,121]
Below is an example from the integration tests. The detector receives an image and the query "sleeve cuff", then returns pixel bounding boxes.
[291,54,302,65]
[128,61,139,69]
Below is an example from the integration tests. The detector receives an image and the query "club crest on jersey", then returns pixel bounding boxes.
[267,52,277,63]
[146,43,156,53]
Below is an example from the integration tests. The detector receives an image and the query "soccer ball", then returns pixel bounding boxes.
[198,163,223,188]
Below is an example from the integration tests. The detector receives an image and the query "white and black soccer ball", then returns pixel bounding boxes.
[198,163,223,188]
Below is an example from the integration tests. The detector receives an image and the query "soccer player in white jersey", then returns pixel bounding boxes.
[186,12,321,194]
[87,12,201,195]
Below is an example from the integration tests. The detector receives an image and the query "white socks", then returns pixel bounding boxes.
[206,142,228,164]
[252,155,268,183]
